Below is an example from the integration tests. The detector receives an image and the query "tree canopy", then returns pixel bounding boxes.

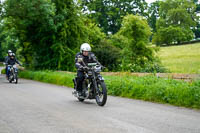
[0,0,105,70]
[153,0,197,45]
[81,0,148,34]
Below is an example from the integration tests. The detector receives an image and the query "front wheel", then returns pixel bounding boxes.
[15,74,18,84]
[8,75,12,83]
[96,81,107,106]
[78,98,84,102]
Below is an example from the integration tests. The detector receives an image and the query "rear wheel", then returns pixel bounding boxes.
[77,80,88,102]
[96,81,107,106]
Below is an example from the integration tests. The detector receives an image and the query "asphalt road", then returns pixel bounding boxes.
[0,72,200,133]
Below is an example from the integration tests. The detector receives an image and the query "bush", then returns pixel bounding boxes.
[106,74,200,108]
[119,58,168,73]
[111,14,165,72]
[0,62,4,66]
[1,68,6,74]
[93,40,121,71]
[19,70,74,87]
[153,26,194,45]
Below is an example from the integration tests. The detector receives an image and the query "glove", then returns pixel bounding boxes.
[99,65,105,70]
[78,66,88,71]
[83,66,89,71]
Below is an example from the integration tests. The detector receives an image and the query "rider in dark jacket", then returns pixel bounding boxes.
[5,53,21,78]
[75,43,101,95]
[4,50,12,78]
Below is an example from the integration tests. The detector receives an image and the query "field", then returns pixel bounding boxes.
[158,43,200,74]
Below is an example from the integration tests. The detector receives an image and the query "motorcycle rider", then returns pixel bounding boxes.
[75,43,101,96]
[5,53,21,78]
[4,50,13,79]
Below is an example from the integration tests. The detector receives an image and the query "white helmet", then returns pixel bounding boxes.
[8,50,12,53]
[80,43,91,53]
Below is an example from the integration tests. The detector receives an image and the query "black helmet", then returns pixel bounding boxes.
[11,53,15,57]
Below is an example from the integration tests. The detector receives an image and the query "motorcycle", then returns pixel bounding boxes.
[7,64,18,84]
[72,62,107,106]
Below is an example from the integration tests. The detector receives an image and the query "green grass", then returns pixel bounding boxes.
[158,43,200,74]
[18,70,200,109]
[0,62,4,67]
[19,70,75,87]
[1,68,5,74]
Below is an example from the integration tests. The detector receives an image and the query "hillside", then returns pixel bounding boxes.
[158,43,200,74]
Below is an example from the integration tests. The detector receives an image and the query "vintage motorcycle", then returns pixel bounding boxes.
[72,62,107,106]
[7,64,18,84]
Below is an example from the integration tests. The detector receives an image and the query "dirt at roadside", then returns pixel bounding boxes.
[102,72,200,82]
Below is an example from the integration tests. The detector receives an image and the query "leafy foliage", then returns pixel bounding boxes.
[81,0,148,34]
[114,14,163,72]
[147,1,160,32]
[1,0,106,71]
[93,39,121,71]
[193,0,200,38]
[153,0,197,45]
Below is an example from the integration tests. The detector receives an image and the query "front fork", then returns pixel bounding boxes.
[93,78,101,96]
[72,77,77,91]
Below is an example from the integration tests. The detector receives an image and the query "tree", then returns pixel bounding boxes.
[49,0,87,70]
[81,0,148,34]
[0,22,19,58]
[93,39,121,71]
[82,17,106,46]
[193,0,200,38]
[153,0,197,45]
[2,0,92,70]
[115,14,160,71]
[3,0,57,69]
[147,0,160,32]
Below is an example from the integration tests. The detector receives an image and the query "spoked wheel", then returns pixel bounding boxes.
[77,80,88,102]
[96,81,107,106]
[78,97,84,102]
[8,75,12,83]
[15,74,18,84]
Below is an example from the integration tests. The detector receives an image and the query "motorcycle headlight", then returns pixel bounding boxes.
[88,71,93,75]
[13,65,17,68]
[94,66,101,73]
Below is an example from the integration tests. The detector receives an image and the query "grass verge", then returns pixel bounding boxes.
[18,70,200,109]
[0,62,4,67]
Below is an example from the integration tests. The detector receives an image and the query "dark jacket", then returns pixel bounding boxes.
[5,57,21,66]
[4,56,9,63]
[75,52,100,71]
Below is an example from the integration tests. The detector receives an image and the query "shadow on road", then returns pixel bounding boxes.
[72,100,97,106]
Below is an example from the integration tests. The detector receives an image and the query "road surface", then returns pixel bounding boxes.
[0,72,200,133]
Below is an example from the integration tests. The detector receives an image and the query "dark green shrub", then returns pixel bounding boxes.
[93,40,121,71]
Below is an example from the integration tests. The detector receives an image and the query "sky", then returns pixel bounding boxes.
[0,0,157,4]
[146,0,156,4]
